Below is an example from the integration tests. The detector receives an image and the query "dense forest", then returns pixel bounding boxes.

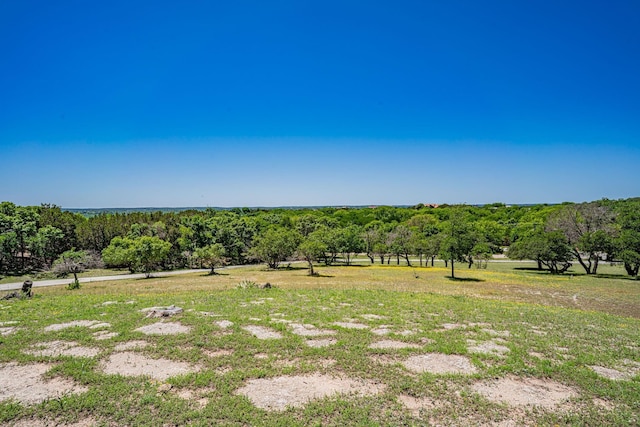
[1,198,639,280]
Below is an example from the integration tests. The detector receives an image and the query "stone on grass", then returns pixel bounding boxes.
[141,305,183,318]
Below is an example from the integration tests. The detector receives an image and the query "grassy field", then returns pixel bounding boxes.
[1,262,638,426]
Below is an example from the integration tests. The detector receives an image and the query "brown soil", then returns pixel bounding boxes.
[235,373,385,411]
[3,417,97,427]
[93,331,119,340]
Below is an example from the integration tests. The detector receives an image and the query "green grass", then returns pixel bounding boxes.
[0,268,131,285]
[1,263,638,426]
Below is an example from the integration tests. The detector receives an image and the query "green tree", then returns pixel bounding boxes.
[102,236,136,272]
[297,232,328,276]
[193,243,227,275]
[439,209,476,278]
[250,227,301,269]
[131,236,172,278]
[548,202,616,274]
[52,249,90,285]
[508,231,573,274]
[30,225,65,268]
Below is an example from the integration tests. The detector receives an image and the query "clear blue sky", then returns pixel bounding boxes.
[1,1,638,207]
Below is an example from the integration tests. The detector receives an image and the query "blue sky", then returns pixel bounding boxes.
[1,1,638,207]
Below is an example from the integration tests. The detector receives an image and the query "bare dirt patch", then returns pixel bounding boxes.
[398,394,445,417]
[332,321,369,330]
[305,338,337,348]
[44,320,108,332]
[361,314,386,321]
[173,387,214,409]
[114,340,150,351]
[242,325,283,339]
[471,376,576,408]
[134,322,191,335]
[0,362,88,405]
[6,417,97,427]
[371,327,392,336]
[289,323,336,337]
[0,326,18,336]
[235,373,385,411]
[589,363,639,381]
[23,341,101,358]
[467,339,510,356]
[369,340,421,350]
[403,353,478,375]
[214,320,234,329]
[93,331,119,341]
[100,351,199,381]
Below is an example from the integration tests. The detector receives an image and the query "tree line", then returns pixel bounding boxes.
[1,198,639,280]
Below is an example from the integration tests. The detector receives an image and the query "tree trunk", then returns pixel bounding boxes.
[537,259,543,270]
[308,260,314,276]
[396,255,400,265]
[451,257,455,278]
[592,257,599,274]
[574,249,593,274]
[419,254,423,267]
[431,256,435,267]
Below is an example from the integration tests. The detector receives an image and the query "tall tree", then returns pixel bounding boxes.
[548,202,616,274]
[439,209,476,278]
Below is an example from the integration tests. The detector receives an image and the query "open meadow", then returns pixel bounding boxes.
[1,262,639,426]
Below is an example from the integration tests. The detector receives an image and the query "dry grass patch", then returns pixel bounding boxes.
[467,339,510,357]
